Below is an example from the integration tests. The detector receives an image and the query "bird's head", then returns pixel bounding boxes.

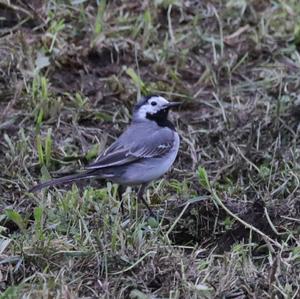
[133,95,181,125]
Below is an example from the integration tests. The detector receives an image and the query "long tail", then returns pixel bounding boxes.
[29,171,96,193]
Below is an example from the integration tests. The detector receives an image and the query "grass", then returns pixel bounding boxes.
[1,0,300,298]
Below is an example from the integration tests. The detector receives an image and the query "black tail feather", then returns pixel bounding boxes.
[28,171,96,193]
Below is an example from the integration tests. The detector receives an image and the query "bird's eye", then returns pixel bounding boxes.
[151,101,157,106]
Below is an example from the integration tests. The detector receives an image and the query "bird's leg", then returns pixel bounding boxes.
[137,184,155,217]
[118,185,126,214]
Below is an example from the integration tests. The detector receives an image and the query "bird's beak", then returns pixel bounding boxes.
[162,102,182,109]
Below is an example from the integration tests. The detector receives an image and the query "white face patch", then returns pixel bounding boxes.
[134,96,169,121]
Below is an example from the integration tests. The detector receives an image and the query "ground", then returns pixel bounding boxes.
[0,0,300,298]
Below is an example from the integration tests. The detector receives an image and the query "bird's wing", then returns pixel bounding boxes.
[86,125,174,170]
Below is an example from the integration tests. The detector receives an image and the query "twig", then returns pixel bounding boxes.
[211,189,283,250]
[0,1,34,19]
[167,5,175,48]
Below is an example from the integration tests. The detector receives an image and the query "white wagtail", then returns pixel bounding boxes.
[29,95,181,215]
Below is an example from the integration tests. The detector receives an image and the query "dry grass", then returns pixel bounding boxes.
[1,0,300,298]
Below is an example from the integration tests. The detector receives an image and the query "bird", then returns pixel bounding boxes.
[29,95,181,215]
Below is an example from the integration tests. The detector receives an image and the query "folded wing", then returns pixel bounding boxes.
[86,124,174,170]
